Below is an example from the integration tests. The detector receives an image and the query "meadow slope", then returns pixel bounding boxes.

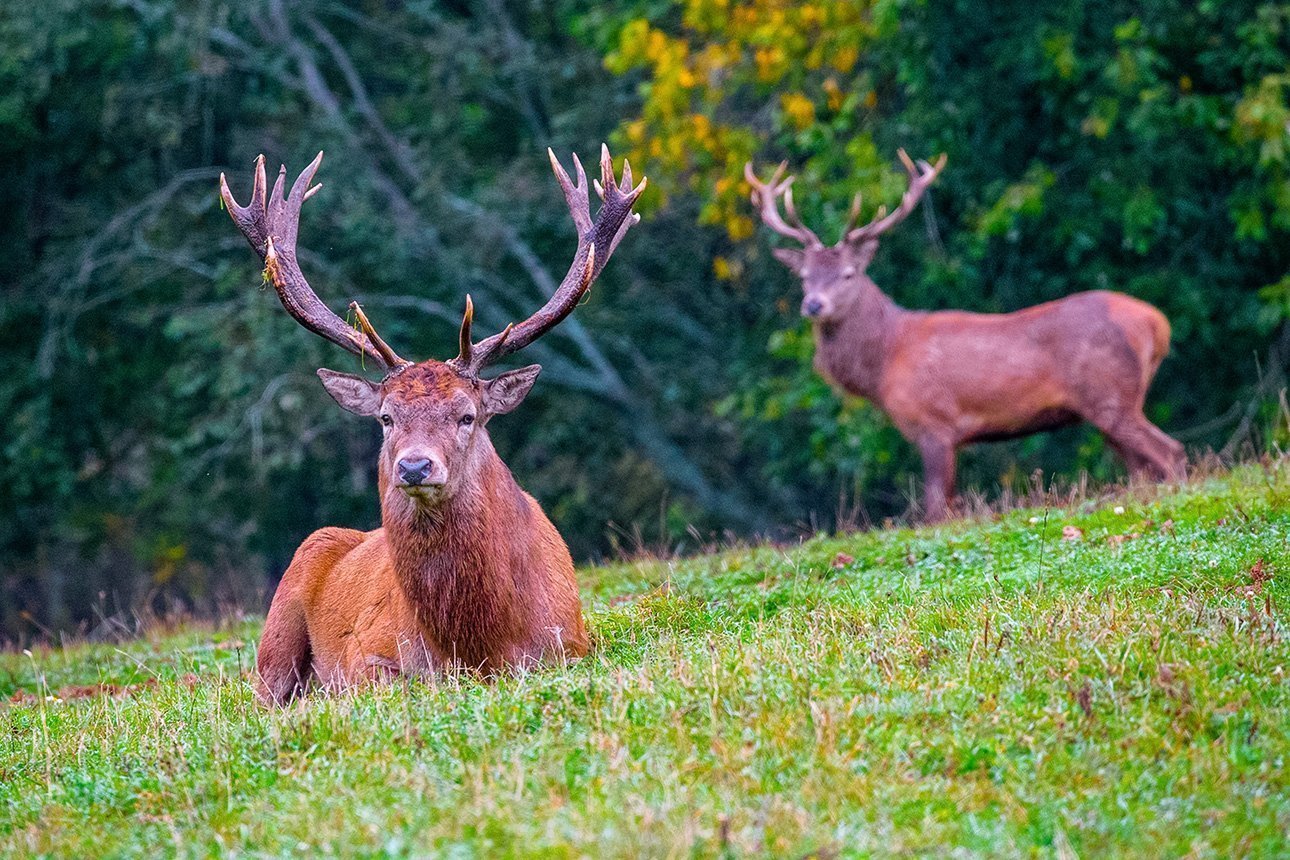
[2,463,1288,857]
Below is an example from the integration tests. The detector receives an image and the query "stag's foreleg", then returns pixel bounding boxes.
[916,435,958,523]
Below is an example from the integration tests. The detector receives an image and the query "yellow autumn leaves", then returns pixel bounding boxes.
[606,0,887,240]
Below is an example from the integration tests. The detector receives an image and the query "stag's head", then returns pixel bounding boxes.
[220,146,645,513]
[745,150,946,323]
[313,357,540,510]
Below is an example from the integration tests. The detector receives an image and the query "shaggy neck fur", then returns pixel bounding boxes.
[812,278,907,401]
[379,435,530,670]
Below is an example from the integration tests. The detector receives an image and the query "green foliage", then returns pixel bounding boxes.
[608,0,1290,520]
[0,0,761,636]
[2,0,1289,638]
[2,465,1288,855]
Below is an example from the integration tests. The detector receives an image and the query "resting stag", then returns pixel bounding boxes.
[220,146,644,702]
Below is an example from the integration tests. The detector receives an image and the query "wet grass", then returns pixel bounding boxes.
[2,462,1288,857]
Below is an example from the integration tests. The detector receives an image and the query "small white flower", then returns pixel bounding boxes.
[1113,506,1125,515]
[1028,516,1040,524]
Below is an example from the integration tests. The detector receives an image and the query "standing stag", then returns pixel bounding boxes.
[220,146,645,703]
[746,151,1185,521]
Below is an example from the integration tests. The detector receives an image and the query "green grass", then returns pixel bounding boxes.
[3,463,1289,857]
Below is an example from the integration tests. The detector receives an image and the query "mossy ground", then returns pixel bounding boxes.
[2,463,1288,857]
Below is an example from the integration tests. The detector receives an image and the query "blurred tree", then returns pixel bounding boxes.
[1,0,1287,640]
[0,0,764,641]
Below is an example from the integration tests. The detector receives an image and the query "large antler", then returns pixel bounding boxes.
[845,149,947,244]
[450,144,646,376]
[744,161,822,248]
[219,153,409,372]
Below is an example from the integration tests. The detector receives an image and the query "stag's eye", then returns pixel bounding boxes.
[459,413,475,427]
[380,414,393,427]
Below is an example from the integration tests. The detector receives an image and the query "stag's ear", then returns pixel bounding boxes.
[772,247,806,273]
[482,364,541,417]
[853,238,880,270]
[317,369,383,417]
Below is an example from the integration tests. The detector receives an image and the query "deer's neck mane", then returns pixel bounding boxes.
[381,441,529,666]
[812,279,906,401]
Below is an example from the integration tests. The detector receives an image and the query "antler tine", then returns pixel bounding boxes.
[897,147,918,177]
[744,160,822,248]
[288,150,324,213]
[220,152,409,372]
[608,209,643,259]
[845,149,947,244]
[593,142,617,201]
[219,155,268,253]
[840,191,865,238]
[765,160,788,188]
[451,145,644,376]
[348,302,406,370]
[457,294,475,368]
[269,163,289,215]
[781,183,813,234]
[548,147,592,236]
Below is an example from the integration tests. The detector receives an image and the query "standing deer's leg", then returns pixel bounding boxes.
[917,436,957,523]
[1133,415,1186,479]
[1096,412,1185,482]
[1104,435,1149,478]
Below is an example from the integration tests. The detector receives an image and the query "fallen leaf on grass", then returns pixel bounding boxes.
[1156,663,1192,704]
[7,678,159,706]
[831,552,855,569]
[1228,558,1273,597]
[1075,681,1093,719]
[1061,526,1083,541]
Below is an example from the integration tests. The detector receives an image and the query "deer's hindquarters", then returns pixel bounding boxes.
[1104,294,1171,396]
[256,526,368,704]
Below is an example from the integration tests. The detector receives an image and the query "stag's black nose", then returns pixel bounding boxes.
[397,457,433,486]
[802,297,824,317]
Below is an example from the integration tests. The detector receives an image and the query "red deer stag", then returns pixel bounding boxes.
[220,146,645,703]
[746,151,1185,521]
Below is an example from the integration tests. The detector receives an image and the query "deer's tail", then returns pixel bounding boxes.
[1111,296,1172,395]
[1142,306,1171,391]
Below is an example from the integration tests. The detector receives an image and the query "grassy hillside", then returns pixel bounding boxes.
[2,463,1288,857]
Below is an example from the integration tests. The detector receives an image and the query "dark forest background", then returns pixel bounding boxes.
[2,0,1287,642]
